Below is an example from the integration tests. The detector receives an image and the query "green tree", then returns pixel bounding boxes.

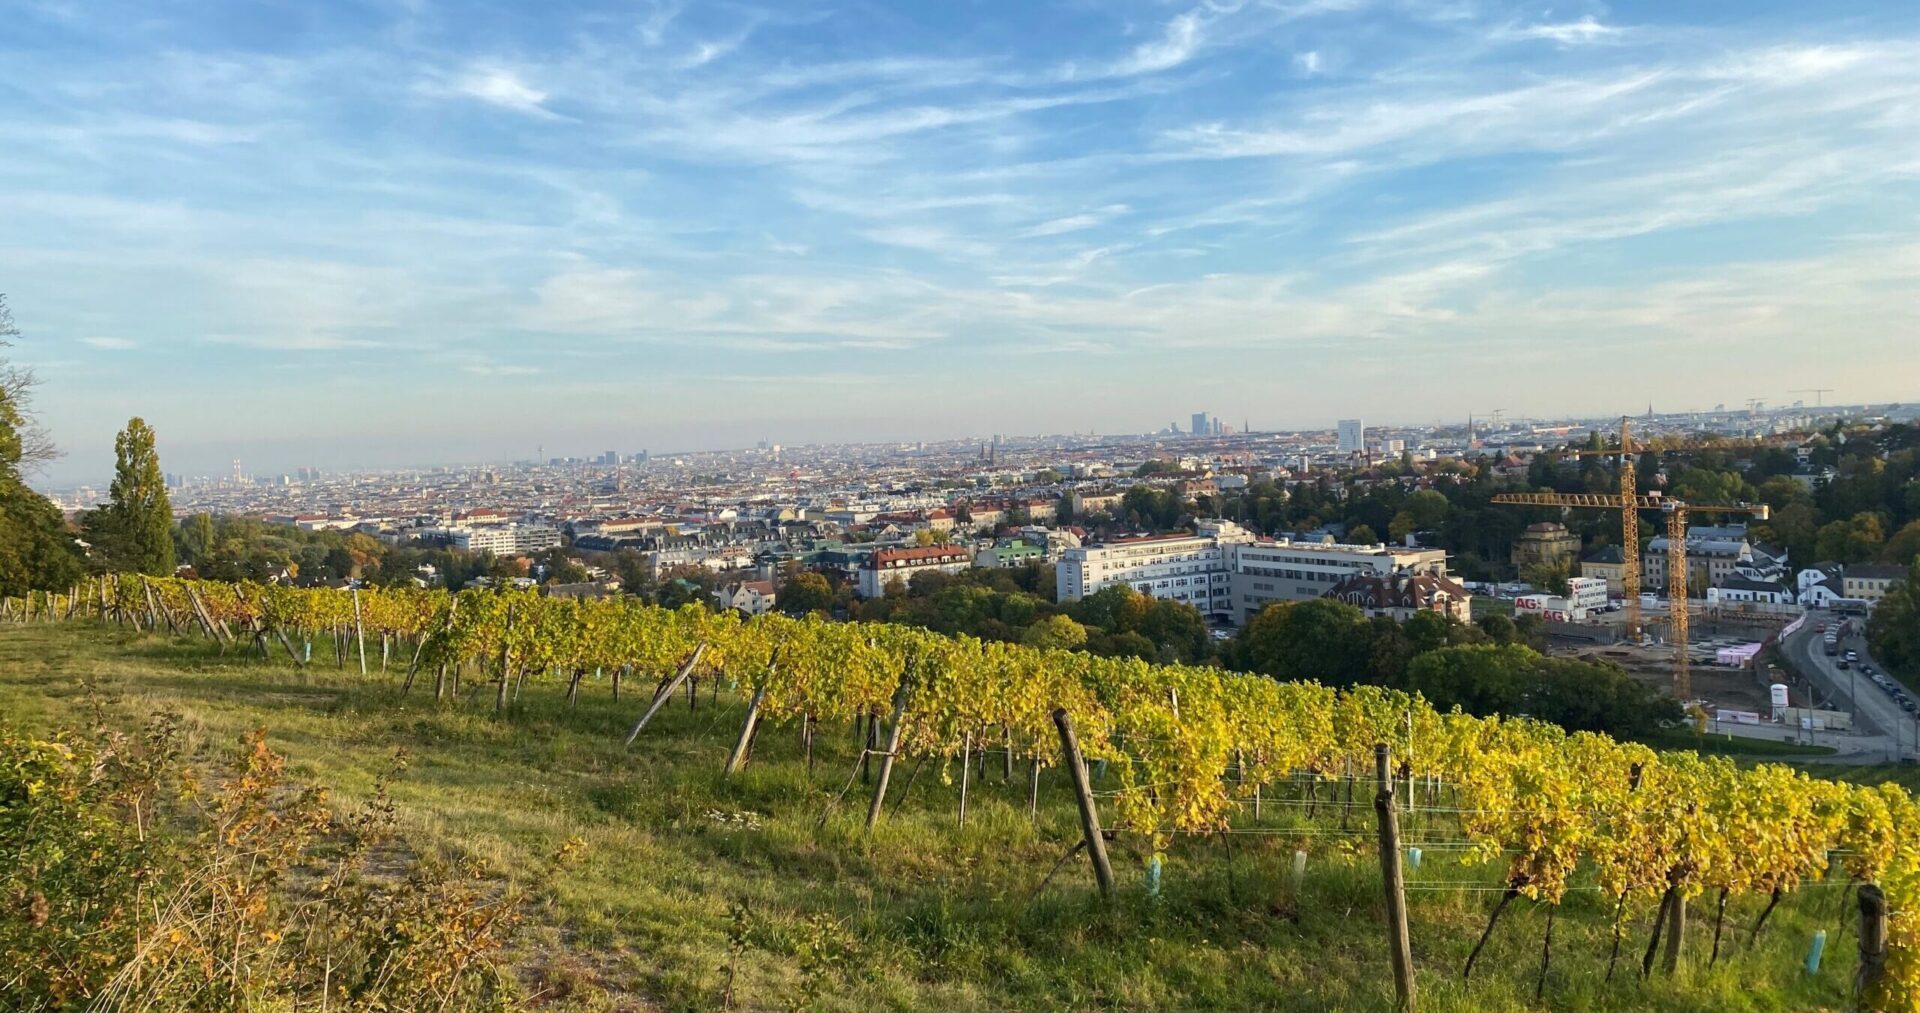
[1881,519,1920,567]
[1815,512,1885,563]
[1347,523,1379,544]
[91,418,175,575]
[778,571,834,616]
[1867,560,1919,685]
[0,296,82,595]
[1072,584,1151,634]
[1476,612,1518,644]
[1021,613,1089,651]
[1234,598,1372,686]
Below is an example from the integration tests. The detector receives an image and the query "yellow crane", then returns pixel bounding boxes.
[1526,417,1645,638]
[1492,490,1769,699]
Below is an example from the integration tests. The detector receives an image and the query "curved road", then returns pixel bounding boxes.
[1780,609,1916,764]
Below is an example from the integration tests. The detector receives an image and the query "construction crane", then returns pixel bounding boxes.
[1526,417,1646,640]
[1790,388,1834,407]
[1493,489,1769,700]
[1530,416,1806,643]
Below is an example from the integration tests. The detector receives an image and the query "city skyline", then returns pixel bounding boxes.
[6,0,1920,483]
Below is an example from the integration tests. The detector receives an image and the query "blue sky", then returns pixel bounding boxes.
[4,0,1918,483]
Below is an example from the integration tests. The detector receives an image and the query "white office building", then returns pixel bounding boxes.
[1337,419,1366,453]
[1225,538,1449,624]
[1057,520,1456,625]
[447,523,563,555]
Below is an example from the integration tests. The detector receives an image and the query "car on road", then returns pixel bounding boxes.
[1846,649,1861,661]
[1838,659,1851,670]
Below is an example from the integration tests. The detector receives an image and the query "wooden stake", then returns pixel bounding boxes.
[1662,887,1686,975]
[958,731,972,828]
[351,588,367,676]
[1027,758,1040,821]
[1859,884,1889,1003]
[494,604,515,713]
[1051,708,1114,898]
[1374,744,1416,1011]
[865,693,908,830]
[724,685,767,777]
[623,644,708,747]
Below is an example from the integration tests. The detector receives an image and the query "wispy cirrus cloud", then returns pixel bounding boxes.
[5,0,1919,479]
[1502,16,1623,45]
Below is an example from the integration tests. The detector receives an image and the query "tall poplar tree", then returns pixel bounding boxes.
[104,417,175,575]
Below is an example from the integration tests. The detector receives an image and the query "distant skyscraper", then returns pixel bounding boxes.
[1191,412,1210,438]
[1211,417,1224,437]
[1337,419,1365,453]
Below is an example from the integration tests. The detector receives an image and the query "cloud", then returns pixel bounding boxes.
[454,67,557,117]
[459,361,542,377]
[78,336,137,350]
[1506,17,1622,45]
[1058,7,1210,81]
[1295,50,1323,76]
[1018,204,1130,238]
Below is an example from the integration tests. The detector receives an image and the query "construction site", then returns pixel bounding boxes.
[1495,416,1813,717]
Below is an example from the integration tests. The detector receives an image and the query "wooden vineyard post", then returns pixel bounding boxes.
[865,692,909,831]
[494,604,515,713]
[140,577,162,631]
[958,731,972,828]
[623,644,708,747]
[1858,884,1888,1004]
[725,685,767,777]
[1374,744,1416,1012]
[351,588,367,676]
[1051,708,1114,898]
[1662,889,1686,975]
[1028,758,1041,821]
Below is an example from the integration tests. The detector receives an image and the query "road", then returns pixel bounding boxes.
[1782,609,1917,764]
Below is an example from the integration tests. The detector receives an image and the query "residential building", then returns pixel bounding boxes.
[1580,545,1629,595]
[1510,522,1582,571]
[856,545,974,598]
[1709,577,1796,606]
[446,522,562,555]
[1056,523,1247,617]
[974,541,1047,569]
[1797,564,1847,607]
[1324,572,1471,622]
[1844,564,1908,602]
[713,580,777,615]
[1644,524,1758,594]
[1057,519,1457,626]
[1070,490,1123,517]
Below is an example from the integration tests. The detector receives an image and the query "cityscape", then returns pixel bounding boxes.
[5,0,1920,1008]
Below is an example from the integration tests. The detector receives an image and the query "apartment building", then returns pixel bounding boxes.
[446,522,562,555]
[1057,520,1456,625]
[1055,524,1246,616]
[856,545,975,598]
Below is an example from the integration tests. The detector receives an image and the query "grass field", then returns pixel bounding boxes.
[0,622,1874,1011]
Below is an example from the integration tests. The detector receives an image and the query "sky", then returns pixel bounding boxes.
[4,0,1918,484]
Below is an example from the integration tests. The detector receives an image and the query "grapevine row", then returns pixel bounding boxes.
[10,575,1920,1004]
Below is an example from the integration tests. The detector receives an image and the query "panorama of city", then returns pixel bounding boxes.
[5,1,1920,1010]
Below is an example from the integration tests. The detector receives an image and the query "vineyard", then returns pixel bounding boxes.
[7,575,1920,1009]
